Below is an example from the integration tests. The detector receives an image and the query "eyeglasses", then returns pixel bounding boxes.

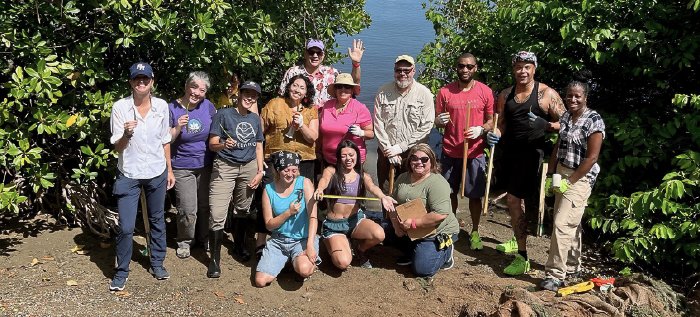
[456,63,477,70]
[307,49,324,56]
[394,67,414,74]
[335,84,353,90]
[409,155,430,163]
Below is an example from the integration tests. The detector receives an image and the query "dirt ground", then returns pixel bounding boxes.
[0,197,583,317]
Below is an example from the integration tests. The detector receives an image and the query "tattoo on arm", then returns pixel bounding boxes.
[548,92,566,119]
[537,90,545,102]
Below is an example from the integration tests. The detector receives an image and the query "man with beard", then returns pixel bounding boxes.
[279,39,365,108]
[486,51,566,276]
[435,53,494,250]
[374,55,435,193]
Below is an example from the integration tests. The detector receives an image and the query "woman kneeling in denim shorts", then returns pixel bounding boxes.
[254,151,320,287]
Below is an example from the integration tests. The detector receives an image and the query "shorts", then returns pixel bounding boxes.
[255,233,321,277]
[440,153,486,199]
[503,145,544,199]
[321,210,366,239]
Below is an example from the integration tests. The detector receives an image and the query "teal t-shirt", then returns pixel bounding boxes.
[264,176,308,239]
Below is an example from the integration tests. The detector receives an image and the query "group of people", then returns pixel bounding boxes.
[108,39,605,294]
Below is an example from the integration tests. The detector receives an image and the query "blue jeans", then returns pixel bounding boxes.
[113,170,168,278]
[411,234,457,277]
[384,221,458,277]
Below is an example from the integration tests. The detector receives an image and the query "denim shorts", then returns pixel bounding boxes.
[256,233,321,277]
[321,209,366,239]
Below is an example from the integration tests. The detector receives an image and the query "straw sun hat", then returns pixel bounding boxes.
[328,73,360,96]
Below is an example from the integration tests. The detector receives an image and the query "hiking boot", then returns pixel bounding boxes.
[109,276,128,291]
[396,256,413,266]
[496,237,518,253]
[503,254,530,276]
[469,231,483,250]
[441,244,454,271]
[232,247,252,262]
[354,250,373,269]
[148,266,170,280]
[539,277,564,292]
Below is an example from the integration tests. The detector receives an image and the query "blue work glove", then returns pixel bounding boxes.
[554,179,570,194]
[528,112,550,131]
[486,131,500,146]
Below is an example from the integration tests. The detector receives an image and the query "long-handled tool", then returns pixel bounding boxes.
[537,162,548,237]
[388,164,395,194]
[140,187,151,257]
[321,194,380,201]
[460,102,473,198]
[483,113,499,215]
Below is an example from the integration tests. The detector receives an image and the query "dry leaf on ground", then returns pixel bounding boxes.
[213,291,225,299]
[66,280,78,286]
[233,295,245,304]
[42,256,55,261]
[114,291,131,297]
[30,258,40,266]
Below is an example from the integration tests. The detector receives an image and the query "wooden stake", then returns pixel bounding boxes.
[140,187,151,257]
[459,102,473,198]
[537,162,548,237]
[483,113,499,215]
[388,164,395,194]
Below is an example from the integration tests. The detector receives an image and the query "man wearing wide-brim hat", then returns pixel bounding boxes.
[318,73,375,166]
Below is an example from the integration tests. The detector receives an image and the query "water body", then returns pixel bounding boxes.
[332,1,440,203]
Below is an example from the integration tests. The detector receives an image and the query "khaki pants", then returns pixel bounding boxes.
[209,158,258,231]
[545,165,592,280]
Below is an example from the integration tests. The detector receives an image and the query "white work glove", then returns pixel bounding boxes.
[388,155,402,166]
[293,113,304,127]
[436,112,450,126]
[466,126,485,140]
[348,124,365,137]
[385,144,403,157]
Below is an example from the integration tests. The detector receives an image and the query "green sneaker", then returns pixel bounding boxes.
[503,254,531,276]
[496,237,518,253]
[469,231,483,250]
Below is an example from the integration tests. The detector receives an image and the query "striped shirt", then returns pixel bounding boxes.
[557,109,605,186]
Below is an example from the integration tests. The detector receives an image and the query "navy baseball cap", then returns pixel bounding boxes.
[129,62,154,79]
[239,81,261,94]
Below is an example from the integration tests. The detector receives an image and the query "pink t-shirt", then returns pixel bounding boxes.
[435,81,494,158]
[319,98,372,164]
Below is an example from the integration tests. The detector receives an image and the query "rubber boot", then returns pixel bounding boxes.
[207,229,223,278]
[232,218,251,262]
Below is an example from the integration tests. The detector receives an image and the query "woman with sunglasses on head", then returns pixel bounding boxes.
[108,62,175,291]
[254,151,320,287]
[318,73,374,167]
[168,71,217,260]
[384,144,460,278]
[314,140,394,270]
[540,70,605,292]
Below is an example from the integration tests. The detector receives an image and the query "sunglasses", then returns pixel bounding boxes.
[307,49,324,56]
[409,155,430,163]
[335,84,353,90]
[394,67,414,74]
[456,63,477,70]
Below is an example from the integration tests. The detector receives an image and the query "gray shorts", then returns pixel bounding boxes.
[255,233,321,277]
[440,153,486,199]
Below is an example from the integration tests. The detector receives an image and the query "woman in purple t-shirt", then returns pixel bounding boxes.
[168,71,216,259]
[318,73,374,166]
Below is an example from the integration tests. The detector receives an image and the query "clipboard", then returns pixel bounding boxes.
[395,199,436,240]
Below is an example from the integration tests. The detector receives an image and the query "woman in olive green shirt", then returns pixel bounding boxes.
[385,143,459,277]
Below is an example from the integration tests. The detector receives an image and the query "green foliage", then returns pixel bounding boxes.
[0,1,369,227]
[421,0,700,277]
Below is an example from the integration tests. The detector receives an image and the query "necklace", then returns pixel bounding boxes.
[513,82,534,104]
